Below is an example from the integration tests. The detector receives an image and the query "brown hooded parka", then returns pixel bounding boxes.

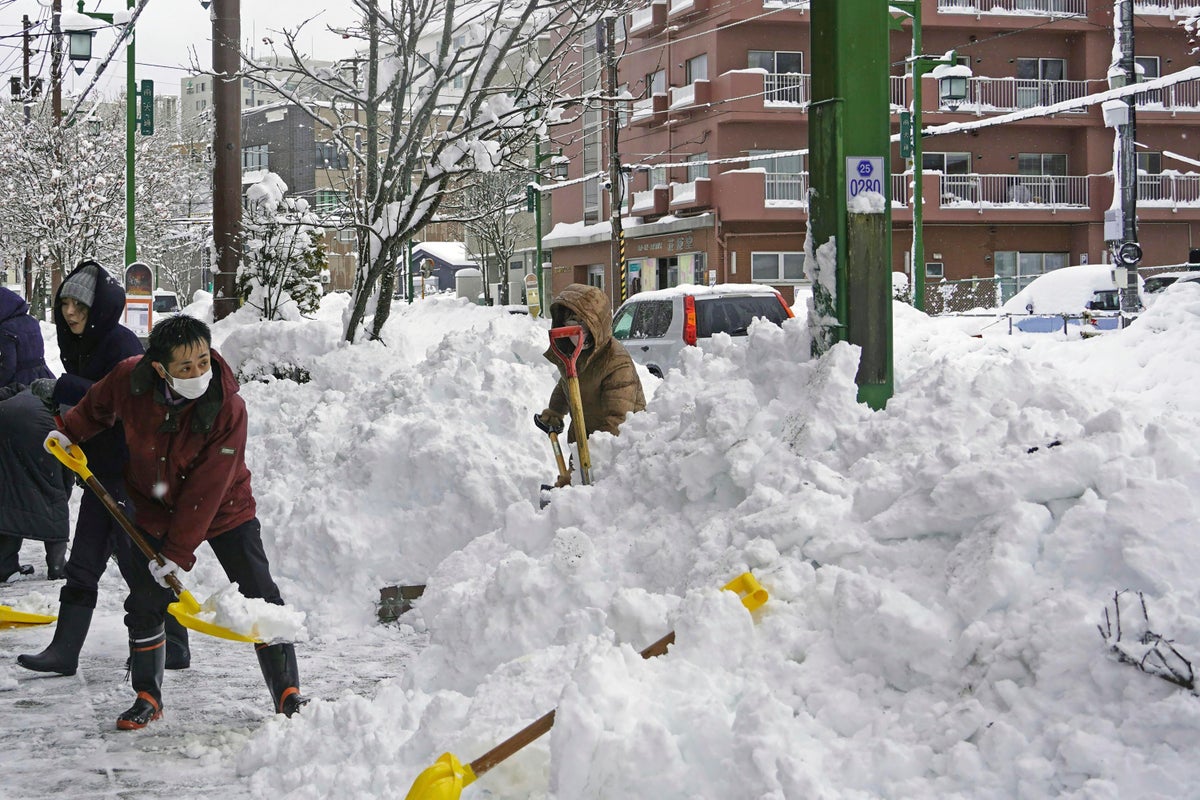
[540,284,646,442]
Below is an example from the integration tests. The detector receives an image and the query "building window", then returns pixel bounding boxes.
[1016,58,1065,107]
[923,152,971,174]
[751,252,805,283]
[1136,55,1162,103]
[241,143,269,171]
[925,262,944,280]
[587,265,605,289]
[452,36,466,89]
[649,166,667,188]
[1138,150,1164,200]
[646,69,666,97]
[337,227,357,243]
[685,53,708,84]
[315,141,348,169]
[686,152,708,182]
[749,50,804,102]
[315,190,347,213]
[993,251,1069,302]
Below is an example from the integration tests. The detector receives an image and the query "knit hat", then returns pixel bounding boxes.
[60,264,98,308]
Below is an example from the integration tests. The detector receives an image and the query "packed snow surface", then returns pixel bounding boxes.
[8,282,1200,798]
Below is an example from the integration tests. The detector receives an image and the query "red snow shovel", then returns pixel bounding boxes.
[46,437,263,644]
[547,325,591,485]
[403,572,769,800]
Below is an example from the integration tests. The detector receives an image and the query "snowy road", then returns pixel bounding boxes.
[0,560,423,799]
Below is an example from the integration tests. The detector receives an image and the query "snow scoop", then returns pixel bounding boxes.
[547,325,591,485]
[403,572,769,800]
[0,607,57,629]
[46,437,263,644]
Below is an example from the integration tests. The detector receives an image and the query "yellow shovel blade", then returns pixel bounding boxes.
[404,752,477,800]
[167,590,263,644]
[723,572,769,612]
[0,605,57,629]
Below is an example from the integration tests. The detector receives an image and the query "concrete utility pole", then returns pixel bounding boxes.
[211,0,242,321]
[1116,0,1141,311]
[21,15,32,124]
[51,1,62,123]
[603,17,627,306]
[809,0,893,409]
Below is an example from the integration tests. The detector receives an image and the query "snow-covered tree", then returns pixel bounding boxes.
[0,102,126,312]
[456,171,536,305]
[238,172,327,321]
[244,0,628,342]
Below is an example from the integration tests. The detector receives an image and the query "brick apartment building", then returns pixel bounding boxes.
[542,0,1200,310]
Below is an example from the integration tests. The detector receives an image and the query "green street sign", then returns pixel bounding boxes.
[899,110,912,159]
[526,184,536,212]
[140,79,154,136]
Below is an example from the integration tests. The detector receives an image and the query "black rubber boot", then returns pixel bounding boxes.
[117,626,165,731]
[164,615,191,670]
[16,601,93,676]
[256,642,307,716]
[44,541,67,580]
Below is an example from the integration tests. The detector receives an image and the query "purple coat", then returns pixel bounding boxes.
[0,287,52,389]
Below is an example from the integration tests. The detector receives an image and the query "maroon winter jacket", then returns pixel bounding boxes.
[61,349,255,570]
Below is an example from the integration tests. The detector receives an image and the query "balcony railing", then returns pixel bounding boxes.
[937,0,1086,15]
[1138,174,1200,206]
[960,77,1092,114]
[891,76,907,110]
[765,172,808,204]
[1134,79,1200,112]
[893,174,910,207]
[764,73,809,105]
[937,173,1089,208]
[631,97,655,122]
[1133,0,1200,17]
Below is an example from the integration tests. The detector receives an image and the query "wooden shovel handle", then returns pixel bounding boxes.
[468,631,675,778]
[82,474,185,596]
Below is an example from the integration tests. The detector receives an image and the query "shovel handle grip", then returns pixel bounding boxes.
[548,326,584,378]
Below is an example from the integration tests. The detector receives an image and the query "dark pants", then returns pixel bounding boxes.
[61,487,137,604]
[121,517,283,633]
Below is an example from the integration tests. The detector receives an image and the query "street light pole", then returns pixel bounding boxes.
[75,0,137,267]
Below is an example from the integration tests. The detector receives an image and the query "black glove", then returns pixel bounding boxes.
[30,378,57,409]
[534,410,564,434]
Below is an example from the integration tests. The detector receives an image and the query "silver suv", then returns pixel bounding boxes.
[611,285,794,378]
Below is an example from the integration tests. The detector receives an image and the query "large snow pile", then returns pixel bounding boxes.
[191,286,1200,796]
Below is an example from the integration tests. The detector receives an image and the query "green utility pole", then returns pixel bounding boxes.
[76,0,137,269]
[809,0,893,409]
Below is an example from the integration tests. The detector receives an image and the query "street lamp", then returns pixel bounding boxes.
[529,142,567,318]
[905,50,969,312]
[65,1,140,271]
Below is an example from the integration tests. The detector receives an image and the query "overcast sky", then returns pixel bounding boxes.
[0,0,359,100]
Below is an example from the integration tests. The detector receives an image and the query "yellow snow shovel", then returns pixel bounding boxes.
[547,325,591,485]
[404,572,769,800]
[47,437,262,644]
[0,607,56,629]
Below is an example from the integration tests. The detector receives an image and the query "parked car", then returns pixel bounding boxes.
[611,284,794,378]
[152,289,181,317]
[1143,270,1200,298]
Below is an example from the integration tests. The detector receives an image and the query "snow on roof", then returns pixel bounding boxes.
[413,241,477,267]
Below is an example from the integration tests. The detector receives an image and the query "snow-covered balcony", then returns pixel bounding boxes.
[669,80,710,110]
[1134,78,1200,113]
[764,73,810,106]
[629,2,667,35]
[633,95,672,126]
[631,186,669,216]
[936,0,1085,16]
[668,0,708,18]
[1138,173,1200,207]
[1132,0,1200,17]
[669,178,712,210]
[935,173,1089,209]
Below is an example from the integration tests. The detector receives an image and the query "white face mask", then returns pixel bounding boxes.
[167,369,213,400]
